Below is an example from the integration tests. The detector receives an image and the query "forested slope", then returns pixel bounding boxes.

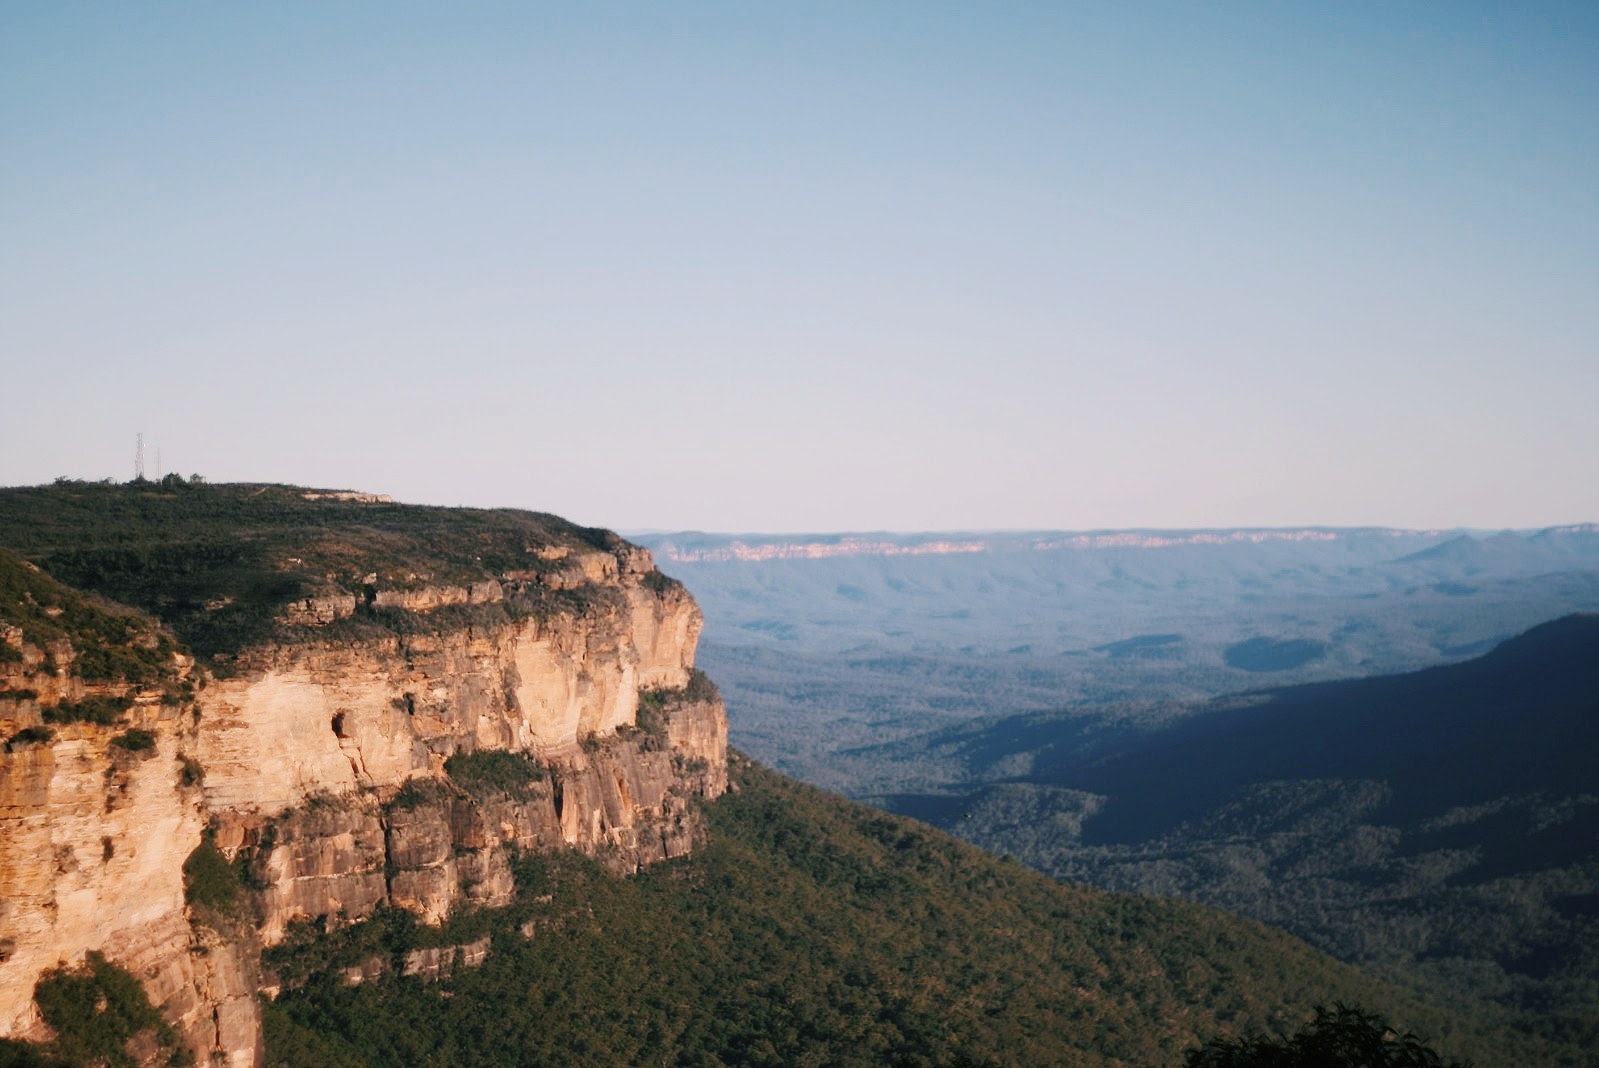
[263,756,1519,1067]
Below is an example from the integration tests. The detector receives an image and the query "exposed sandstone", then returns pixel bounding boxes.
[401,936,491,981]
[198,571,701,815]
[280,593,358,626]
[252,795,389,946]
[0,698,222,1059]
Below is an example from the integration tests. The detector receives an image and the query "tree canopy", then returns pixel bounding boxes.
[1185,1004,1470,1068]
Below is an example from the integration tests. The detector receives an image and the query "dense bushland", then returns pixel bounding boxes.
[0,548,178,687]
[0,481,638,661]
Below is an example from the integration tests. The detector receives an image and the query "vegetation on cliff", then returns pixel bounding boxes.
[182,835,248,917]
[0,954,188,1068]
[0,548,180,689]
[0,481,648,662]
[260,756,1516,1067]
[442,749,546,797]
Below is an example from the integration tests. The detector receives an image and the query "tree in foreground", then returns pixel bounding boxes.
[1185,1003,1470,1068]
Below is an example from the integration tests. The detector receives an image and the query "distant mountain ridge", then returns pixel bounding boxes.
[646,523,1599,565]
[648,525,1462,563]
[889,613,1599,843]
[1397,525,1599,573]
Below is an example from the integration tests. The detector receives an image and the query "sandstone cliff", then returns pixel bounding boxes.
[0,494,729,1067]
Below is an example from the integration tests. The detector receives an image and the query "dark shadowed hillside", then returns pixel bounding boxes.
[871,617,1599,1062]
[1047,615,1599,842]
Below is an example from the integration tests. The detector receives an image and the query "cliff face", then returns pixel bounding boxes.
[0,520,727,1068]
[246,691,722,948]
[0,700,229,1051]
[197,568,702,815]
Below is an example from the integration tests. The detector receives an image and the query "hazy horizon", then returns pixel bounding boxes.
[4,4,1595,533]
[8,474,1595,538]
[628,521,1595,538]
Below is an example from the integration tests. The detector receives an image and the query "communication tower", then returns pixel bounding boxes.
[135,433,145,480]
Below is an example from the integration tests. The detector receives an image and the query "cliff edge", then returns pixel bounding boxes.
[0,483,729,1066]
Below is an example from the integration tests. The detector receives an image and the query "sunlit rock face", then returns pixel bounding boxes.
[0,675,260,1067]
[198,566,702,815]
[0,537,726,1067]
[0,704,206,1043]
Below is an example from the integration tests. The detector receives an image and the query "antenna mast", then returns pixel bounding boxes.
[135,433,146,481]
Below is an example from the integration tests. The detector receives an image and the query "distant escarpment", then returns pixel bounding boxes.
[0,483,727,1067]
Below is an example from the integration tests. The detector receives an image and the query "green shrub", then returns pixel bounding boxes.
[683,668,720,705]
[1185,1003,1468,1067]
[259,1003,368,1068]
[42,695,131,725]
[70,638,174,687]
[111,729,157,753]
[178,755,204,787]
[634,695,667,740]
[4,727,53,751]
[33,952,184,1068]
[0,1036,68,1066]
[444,749,544,797]
[263,905,446,989]
[639,568,682,595]
[183,837,243,915]
[388,779,449,811]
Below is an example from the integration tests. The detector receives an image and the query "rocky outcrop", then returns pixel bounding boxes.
[246,684,724,951]
[402,936,491,981]
[0,533,728,1068]
[251,794,390,945]
[664,692,730,800]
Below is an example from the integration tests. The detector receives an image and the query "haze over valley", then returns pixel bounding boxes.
[636,524,1599,790]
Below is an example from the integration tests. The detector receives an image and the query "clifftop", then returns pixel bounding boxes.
[0,480,680,663]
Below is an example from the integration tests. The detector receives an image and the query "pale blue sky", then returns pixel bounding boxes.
[3,3,1595,532]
